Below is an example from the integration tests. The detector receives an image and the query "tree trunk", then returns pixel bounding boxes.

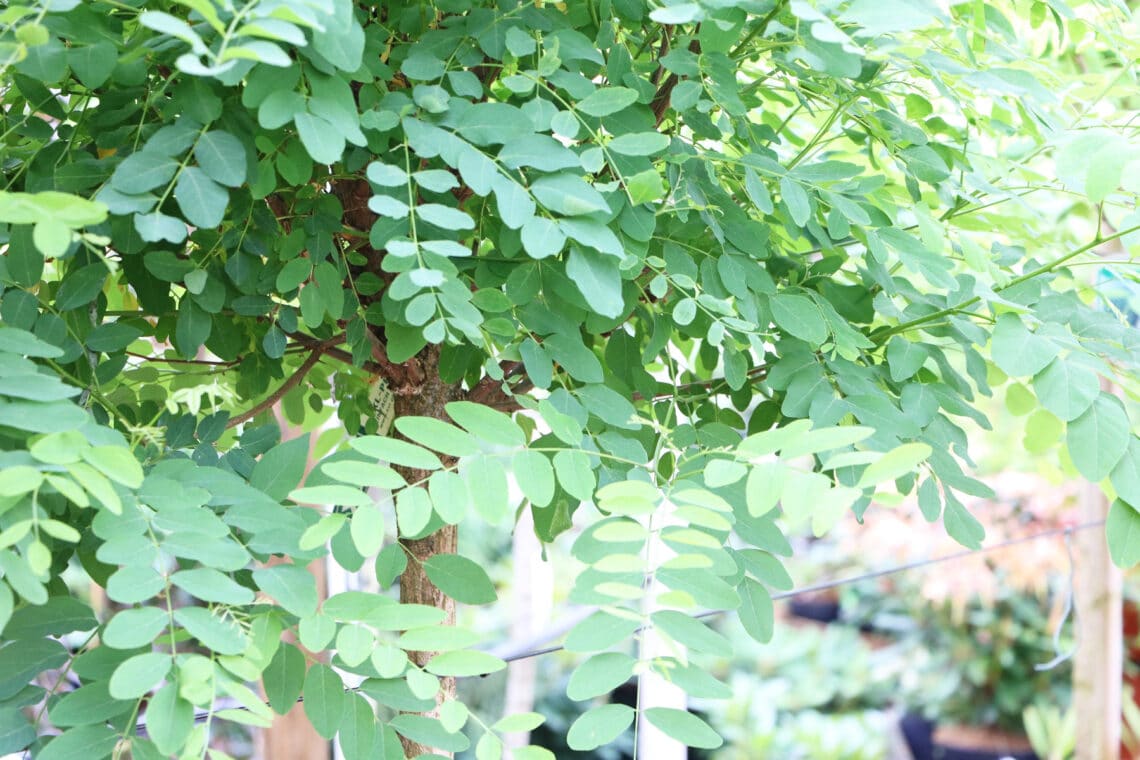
[389,348,463,758]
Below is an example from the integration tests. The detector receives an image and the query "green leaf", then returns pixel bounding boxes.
[109,651,170,699]
[350,436,442,470]
[886,337,929,381]
[991,314,1059,377]
[425,650,507,677]
[103,607,167,649]
[416,203,474,230]
[1111,437,1140,508]
[47,681,130,727]
[86,322,143,353]
[554,449,595,501]
[394,416,480,457]
[82,445,144,488]
[644,708,723,749]
[512,449,555,507]
[531,174,610,216]
[521,216,567,259]
[147,682,193,755]
[174,166,229,229]
[445,401,525,447]
[389,715,470,753]
[567,246,624,319]
[135,212,187,244]
[171,568,253,605]
[290,484,373,508]
[303,663,345,739]
[769,293,828,345]
[295,111,345,164]
[55,263,108,311]
[339,693,377,760]
[943,497,985,549]
[779,176,811,226]
[265,643,306,715]
[651,610,731,655]
[566,704,634,752]
[1032,356,1100,421]
[351,503,385,557]
[37,725,119,760]
[607,132,670,156]
[1067,393,1130,481]
[251,436,310,501]
[567,652,636,701]
[422,553,497,604]
[1108,499,1140,567]
[577,87,639,117]
[194,130,247,187]
[173,606,248,655]
[737,578,773,643]
[564,610,641,653]
[111,151,179,194]
[253,564,319,617]
[857,443,932,487]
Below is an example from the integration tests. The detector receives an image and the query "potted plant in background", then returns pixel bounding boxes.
[897,576,1069,760]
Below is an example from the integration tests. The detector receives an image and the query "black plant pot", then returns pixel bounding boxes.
[900,713,935,760]
[932,741,1037,760]
[787,597,840,623]
[900,714,1038,760]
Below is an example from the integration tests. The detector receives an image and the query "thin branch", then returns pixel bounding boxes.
[223,348,326,430]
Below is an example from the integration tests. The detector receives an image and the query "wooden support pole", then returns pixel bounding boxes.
[1074,478,1122,760]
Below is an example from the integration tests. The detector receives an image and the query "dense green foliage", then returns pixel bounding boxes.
[0,0,1138,757]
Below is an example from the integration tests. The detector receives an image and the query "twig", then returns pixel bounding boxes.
[223,347,326,430]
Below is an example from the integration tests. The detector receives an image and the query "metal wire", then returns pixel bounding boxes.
[150,518,1104,730]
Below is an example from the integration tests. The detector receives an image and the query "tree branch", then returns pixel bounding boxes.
[224,348,326,430]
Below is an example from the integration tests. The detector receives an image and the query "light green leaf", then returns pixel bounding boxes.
[252,564,319,617]
[1032,356,1100,421]
[174,606,248,655]
[644,708,723,749]
[350,435,442,470]
[512,449,555,507]
[1108,499,1140,567]
[857,443,932,488]
[394,416,480,457]
[109,652,170,699]
[103,607,167,649]
[770,293,828,346]
[351,504,385,557]
[577,87,639,117]
[567,652,636,701]
[737,578,773,643]
[567,704,634,752]
[991,314,1059,377]
[1067,393,1130,481]
[607,132,670,155]
[444,401,525,447]
[425,650,507,677]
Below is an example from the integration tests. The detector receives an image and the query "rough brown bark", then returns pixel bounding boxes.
[388,345,464,758]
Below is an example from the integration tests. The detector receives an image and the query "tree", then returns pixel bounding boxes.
[0,0,1138,757]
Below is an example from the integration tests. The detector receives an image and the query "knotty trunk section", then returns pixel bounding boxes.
[389,347,463,758]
